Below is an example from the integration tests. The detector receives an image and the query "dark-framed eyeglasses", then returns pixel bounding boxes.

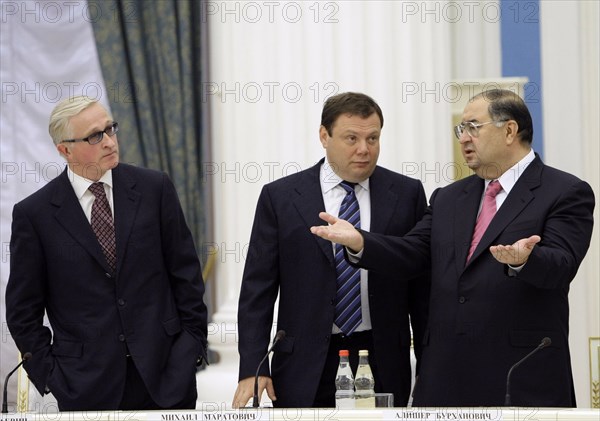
[61,122,119,145]
[454,120,507,139]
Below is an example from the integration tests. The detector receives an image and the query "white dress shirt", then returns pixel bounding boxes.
[67,167,115,223]
[478,148,535,213]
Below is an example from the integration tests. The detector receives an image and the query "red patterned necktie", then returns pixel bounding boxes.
[466,180,503,263]
[89,182,116,272]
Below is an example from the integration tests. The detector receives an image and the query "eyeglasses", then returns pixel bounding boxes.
[62,122,119,145]
[454,120,507,139]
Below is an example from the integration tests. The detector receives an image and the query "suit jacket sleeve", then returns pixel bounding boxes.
[6,203,54,394]
[359,188,439,276]
[159,173,208,360]
[237,185,280,380]
[406,184,430,373]
[510,179,595,289]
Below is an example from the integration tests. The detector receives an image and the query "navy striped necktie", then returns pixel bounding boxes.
[334,181,362,335]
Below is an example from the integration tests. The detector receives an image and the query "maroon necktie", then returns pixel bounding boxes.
[466,180,503,263]
[89,182,116,272]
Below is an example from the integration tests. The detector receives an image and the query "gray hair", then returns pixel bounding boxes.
[48,96,111,145]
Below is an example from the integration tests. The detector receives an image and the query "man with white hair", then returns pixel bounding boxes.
[6,96,208,411]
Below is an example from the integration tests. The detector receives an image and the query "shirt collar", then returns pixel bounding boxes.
[493,149,535,194]
[67,166,114,199]
[320,159,370,194]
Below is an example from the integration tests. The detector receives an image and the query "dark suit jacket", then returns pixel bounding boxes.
[237,160,430,407]
[6,164,208,411]
[358,155,595,407]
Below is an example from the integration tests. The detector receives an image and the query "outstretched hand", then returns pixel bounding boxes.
[490,235,541,266]
[310,212,364,252]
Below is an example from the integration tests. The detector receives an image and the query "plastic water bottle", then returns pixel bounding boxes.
[354,349,375,407]
[334,349,355,408]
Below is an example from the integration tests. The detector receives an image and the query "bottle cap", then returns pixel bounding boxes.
[358,349,369,356]
[339,349,349,357]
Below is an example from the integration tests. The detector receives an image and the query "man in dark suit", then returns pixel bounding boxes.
[232,92,429,408]
[5,96,208,411]
[311,89,595,407]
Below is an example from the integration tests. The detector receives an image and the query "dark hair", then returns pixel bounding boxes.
[472,89,533,144]
[321,92,384,136]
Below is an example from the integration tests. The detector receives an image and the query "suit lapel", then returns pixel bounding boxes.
[292,161,335,265]
[466,156,542,266]
[52,169,110,271]
[369,167,398,234]
[112,165,142,275]
[455,176,485,272]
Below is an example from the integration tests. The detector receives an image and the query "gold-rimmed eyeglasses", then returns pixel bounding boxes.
[454,120,507,139]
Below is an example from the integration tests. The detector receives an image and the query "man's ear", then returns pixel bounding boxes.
[56,143,70,158]
[505,120,519,145]
[319,125,329,148]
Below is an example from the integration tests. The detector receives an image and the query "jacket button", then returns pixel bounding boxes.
[118,299,126,306]
[105,273,112,278]
[118,334,126,342]
[459,296,466,304]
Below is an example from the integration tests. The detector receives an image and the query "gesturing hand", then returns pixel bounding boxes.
[490,235,541,266]
[310,212,364,252]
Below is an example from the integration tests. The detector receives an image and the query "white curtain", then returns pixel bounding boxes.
[0,0,107,405]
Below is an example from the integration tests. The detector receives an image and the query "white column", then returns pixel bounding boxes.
[449,0,502,79]
[540,0,600,408]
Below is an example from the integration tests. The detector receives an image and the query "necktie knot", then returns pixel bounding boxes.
[486,180,502,198]
[339,180,357,194]
[89,182,106,198]
[338,181,360,229]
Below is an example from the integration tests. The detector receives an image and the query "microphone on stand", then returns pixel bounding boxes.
[2,352,32,414]
[253,330,286,408]
[504,337,551,406]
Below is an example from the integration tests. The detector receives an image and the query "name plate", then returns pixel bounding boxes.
[0,416,30,421]
[382,408,503,420]
[148,410,269,421]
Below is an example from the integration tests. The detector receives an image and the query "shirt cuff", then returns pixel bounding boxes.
[507,262,526,277]
[346,247,363,263]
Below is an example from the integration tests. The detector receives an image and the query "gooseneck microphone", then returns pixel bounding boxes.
[2,352,32,414]
[253,330,286,408]
[504,337,551,406]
